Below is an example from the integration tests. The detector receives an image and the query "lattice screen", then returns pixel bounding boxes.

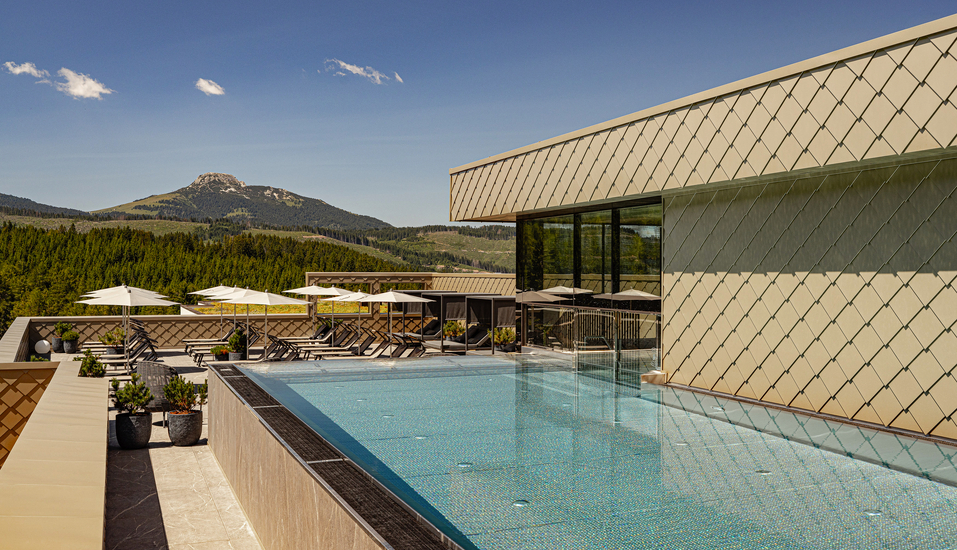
[0,367,55,468]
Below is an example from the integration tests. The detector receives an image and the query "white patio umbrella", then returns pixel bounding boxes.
[219,290,309,349]
[209,287,260,337]
[356,291,433,341]
[515,291,571,303]
[283,285,354,331]
[76,288,179,369]
[82,284,167,298]
[324,292,370,332]
[593,288,660,305]
[188,285,234,296]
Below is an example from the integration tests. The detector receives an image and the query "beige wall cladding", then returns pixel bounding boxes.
[450,15,957,222]
[0,365,55,469]
[662,155,957,440]
[431,273,516,295]
[209,375,385,550]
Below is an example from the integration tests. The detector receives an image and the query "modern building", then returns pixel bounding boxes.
[450,14,957,441]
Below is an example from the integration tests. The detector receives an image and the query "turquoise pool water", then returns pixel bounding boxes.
[242,356,957,549]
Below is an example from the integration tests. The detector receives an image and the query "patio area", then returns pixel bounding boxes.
[51,350,264,550]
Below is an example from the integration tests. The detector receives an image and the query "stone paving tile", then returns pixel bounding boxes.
[105,352,262,550]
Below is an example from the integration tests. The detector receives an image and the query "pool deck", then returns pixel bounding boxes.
[51,350,263,550]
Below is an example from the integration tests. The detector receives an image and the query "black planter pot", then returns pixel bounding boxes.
[115,413,152,449]
[214,353,229,361]
[228,352,243,361]
[108,346,123,355]
[63,339,79,354]
[51,336,63,353]
[168,411,203,446]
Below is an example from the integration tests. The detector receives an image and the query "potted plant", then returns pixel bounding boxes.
[98,327,125,355]
[163,375,207,446]
[228,329,246,361]
[51,321,72,353]
[74,349,106,377]
[443,320,465,339]
[490,327,517,352]
[110,374,154,449]
[210,345,229,361]
[61,329,80,354]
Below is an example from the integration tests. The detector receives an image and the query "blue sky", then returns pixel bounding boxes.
[1,1,954,226]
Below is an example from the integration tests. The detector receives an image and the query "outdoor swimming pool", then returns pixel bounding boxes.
[241,356,957,549]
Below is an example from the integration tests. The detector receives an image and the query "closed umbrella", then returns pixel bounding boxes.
[77,288,179,369]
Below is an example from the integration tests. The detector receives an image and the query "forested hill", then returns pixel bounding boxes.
[96,172,391,230]
[0,223,405,336]
[0,192,89,217]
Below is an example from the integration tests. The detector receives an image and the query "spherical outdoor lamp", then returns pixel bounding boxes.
[34,339,51,355]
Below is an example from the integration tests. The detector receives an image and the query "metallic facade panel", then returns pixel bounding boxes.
[662,156,957,438]
[451,15,957,222]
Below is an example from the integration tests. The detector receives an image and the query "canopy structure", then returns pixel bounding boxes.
[465,295,517,355]
[77,288,179,369]
[420,292,498,353]
[218,291,309,349]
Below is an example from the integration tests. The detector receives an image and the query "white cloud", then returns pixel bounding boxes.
[323,58,402,85]
[54,68,114,99]
[394,72,403,84]
[3,61,49,78]
[195,78,225,96]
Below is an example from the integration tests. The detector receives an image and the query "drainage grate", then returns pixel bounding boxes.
[255,406,343,463]
[311,460,450,549]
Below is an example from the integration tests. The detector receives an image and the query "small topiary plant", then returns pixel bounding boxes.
[61,330,80,342]
[98,327,125,347]
[443,320,465,338]
[490,327,516,345]
[164,375,199,413]
[54,321,73,337]
[74,349,106,377]
[227,330,246,354]
[198,379,208,407]
[111,373,153,414]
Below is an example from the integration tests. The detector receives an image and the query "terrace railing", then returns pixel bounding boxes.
[523,304,660,388]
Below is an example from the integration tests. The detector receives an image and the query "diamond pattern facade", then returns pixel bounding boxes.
[663,157,957,438]
[450,20,957,222]
[0,367,54,468]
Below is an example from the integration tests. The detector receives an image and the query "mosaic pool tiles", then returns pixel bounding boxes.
[242,357,957,549]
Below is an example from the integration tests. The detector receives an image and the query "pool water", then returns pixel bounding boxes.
[242,356,957,550]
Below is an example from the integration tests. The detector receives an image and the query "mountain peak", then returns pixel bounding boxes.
[188,173,247,193]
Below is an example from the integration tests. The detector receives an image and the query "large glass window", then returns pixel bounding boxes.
[619,204,662,295]
[542,215,574,289]
[580,210,612,294]
[517,214,574,291]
